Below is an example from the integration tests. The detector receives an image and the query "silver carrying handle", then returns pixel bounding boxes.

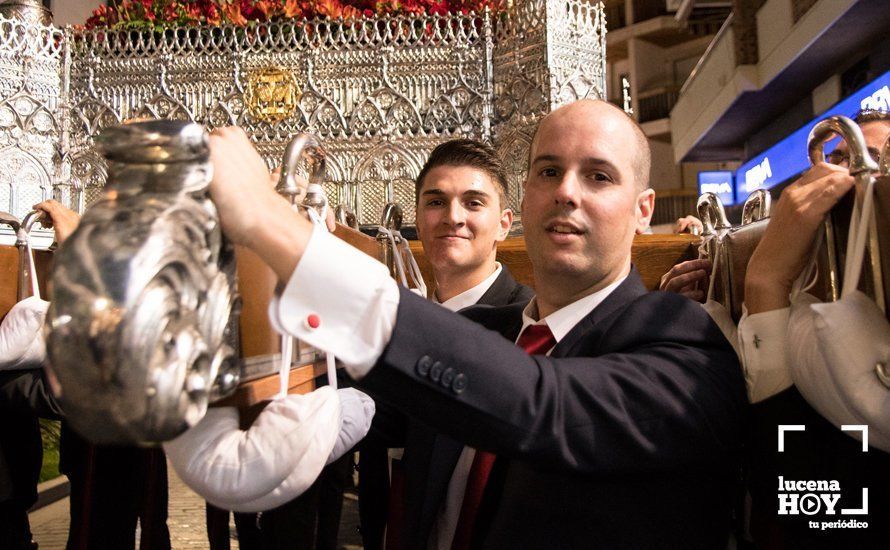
[376,212,426,298]
[696,191,731,268]
[276,134,338,393]
[807,116,880,177]
[277,133,327,205]
[377,202,405,286]
[334,204,358,229]
[0,211,20,233]
[379,202,403,232]
[696,192,731,236]
[741,189,771,225]
[806,115,883,310]
[16,210,46,301]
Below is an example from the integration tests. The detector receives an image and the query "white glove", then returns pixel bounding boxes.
[0,296,48,370]
[164,386,341,511]
[326,387,375,465]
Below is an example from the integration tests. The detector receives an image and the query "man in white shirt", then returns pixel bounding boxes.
[359,139,533,550]
[738,110,890,548]
[207,99,747,548]
[739,110,889,400]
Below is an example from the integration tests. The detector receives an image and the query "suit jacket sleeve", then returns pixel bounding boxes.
[357,287,747,475]
[0,369,63,420]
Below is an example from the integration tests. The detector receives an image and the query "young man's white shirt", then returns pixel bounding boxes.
[432,262,503,311]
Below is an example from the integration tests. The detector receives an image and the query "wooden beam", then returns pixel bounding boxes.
[0,245,53,320]
[409,233,699,293]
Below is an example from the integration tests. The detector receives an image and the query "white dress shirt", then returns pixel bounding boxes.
[517,275,627,348]
[432,262,502,311]
[737,306,793,403]
[269,227,627,547]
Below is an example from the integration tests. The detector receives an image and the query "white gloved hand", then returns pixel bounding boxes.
[165,386,341,511]
[0,296,48,370]
[326,387,375,465]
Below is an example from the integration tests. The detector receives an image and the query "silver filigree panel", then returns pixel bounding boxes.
[0,14,63,230]
[0,0,606,230]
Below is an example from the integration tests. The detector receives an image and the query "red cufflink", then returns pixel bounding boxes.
[305,314,321,329]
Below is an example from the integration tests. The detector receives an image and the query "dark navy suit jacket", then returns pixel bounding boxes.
[359,267,748,549]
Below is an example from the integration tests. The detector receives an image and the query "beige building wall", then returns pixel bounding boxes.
[50,0,98,26]
[649,139,681,191]
[606,2,728,196]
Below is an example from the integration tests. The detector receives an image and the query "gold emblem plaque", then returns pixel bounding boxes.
[245,67,301,123]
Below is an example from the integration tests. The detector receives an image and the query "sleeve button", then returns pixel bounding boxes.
[440,367,455,387]
[452,373,467,394]
[429,361,444,382]
[415,355,432,377]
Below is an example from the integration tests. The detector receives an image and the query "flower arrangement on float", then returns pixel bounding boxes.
[85,0,506,29]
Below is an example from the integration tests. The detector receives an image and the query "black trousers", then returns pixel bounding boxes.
[0,410,42,549]
[207,453,353,550]
[357,439,390,550]
[61,425,171,550]
[0,500,35,549]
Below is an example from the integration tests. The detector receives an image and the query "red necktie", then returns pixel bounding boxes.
[450,323,556,550]
[515,324,558,356]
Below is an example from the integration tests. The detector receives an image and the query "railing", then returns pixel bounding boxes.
[637,86,680,123]
[679,11,734,96]
[604,0,627,30]
[632,0,668,23]
[686,7,731,36]
[651,190,698,226]
[792,0,818,23]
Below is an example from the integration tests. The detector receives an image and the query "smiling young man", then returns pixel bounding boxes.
[360,139,534,549]
[415,139,529,306]
[206,99,747,548]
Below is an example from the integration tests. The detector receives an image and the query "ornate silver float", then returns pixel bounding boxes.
[0,0,607,233]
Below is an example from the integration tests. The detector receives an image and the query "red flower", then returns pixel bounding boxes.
[284,0,303,17]
[254,0,276,18]
[204,4,222,24]
[315,0,342,18]
[82,0,505,28]
[340,4,361,18]
[221,2,249,24]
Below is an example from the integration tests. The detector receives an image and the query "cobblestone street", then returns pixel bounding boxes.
[29,463,362,549]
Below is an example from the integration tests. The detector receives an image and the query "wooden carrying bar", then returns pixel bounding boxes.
[0,245,53,320]
[408,233,699,292]
[0,228,697,410]
[232,230,698,407]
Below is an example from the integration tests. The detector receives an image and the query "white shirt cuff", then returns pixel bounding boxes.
[737,305,792,403]
[268,225,400,379]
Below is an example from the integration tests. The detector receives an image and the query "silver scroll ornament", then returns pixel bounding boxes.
[45,120,240,445]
